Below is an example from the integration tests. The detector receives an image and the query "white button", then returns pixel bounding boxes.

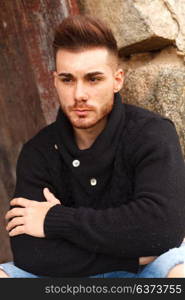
[54,144,58,150]
[72,159,80,167]
[90,178,97,186]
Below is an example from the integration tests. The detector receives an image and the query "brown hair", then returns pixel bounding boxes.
[53,15,118,58]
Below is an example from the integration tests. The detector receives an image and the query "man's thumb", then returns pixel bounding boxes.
[43,188,60,204]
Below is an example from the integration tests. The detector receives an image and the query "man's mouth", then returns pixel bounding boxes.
[73,108,92,111]
[73,109,91,116]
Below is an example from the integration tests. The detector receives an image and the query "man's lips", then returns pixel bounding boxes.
[72,108,92,116]
[73,108,92,111]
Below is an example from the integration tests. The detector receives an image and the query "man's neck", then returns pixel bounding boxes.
[74,117,107,150]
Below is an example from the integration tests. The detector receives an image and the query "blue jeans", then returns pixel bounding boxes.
[1,242,185,278]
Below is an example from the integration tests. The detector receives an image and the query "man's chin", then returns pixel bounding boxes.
[72,122,96,130]
[70,118,99,130]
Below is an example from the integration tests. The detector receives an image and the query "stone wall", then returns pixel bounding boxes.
[78,0,185,157]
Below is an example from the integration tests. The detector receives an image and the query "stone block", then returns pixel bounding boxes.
[121,47,185,156]
[78,0,185,56]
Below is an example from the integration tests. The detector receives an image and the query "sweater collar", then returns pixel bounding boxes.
[55,92,125,158]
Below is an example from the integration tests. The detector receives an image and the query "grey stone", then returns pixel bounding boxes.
[121,47,185,156]
[164,0,185,55]
[78,0,185,56]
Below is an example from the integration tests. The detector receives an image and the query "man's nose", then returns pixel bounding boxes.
[74,82,88,102]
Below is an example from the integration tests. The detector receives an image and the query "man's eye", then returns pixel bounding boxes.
[89,77,101,82]
[60,78,72,83]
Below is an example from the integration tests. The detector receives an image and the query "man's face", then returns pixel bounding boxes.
[54,47,123,130]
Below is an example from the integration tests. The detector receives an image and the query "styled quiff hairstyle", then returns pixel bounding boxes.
[53,15,118,58]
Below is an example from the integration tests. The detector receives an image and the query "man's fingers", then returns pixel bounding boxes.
[6,217,24,232]
[139,256,157,265]
[43,188,61,204]
[8,225,25,237]
[10,197,31,208]
[0,269,9,278]
[43,188,56,202]
[5,208,25,221]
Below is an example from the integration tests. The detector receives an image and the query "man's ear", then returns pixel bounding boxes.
[53,71,57,88]
[113,68,124,93]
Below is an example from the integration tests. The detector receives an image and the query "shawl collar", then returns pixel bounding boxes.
[54,93,125,194]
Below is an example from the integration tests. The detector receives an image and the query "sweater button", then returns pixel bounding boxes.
[54,144,58,150]
[90,178,97,186]
[72,159,80,167]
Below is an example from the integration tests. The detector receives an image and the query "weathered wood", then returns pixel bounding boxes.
[0,0,71,263]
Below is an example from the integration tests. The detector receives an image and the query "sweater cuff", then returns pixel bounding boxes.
[44,204,76,239]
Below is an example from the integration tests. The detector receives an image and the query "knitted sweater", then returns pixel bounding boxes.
[10,93,185,277]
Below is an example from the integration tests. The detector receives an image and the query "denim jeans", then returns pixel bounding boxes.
[1,242,185,278]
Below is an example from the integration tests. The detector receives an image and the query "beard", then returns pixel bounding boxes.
[61,101,114,130]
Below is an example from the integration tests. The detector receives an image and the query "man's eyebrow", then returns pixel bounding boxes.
[57,72,73,77]
[57,71,105,77]
[85,71,105,77]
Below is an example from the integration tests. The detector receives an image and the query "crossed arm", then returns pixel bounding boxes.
[4,118,185,275]
[5,188,60,238]
[5,188,156,265]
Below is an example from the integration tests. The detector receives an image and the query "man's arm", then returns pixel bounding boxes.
[41,118,185,257]
[7,118,185,270]
[8,142,139,277]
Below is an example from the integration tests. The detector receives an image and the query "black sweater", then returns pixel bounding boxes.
[11,93,185,277]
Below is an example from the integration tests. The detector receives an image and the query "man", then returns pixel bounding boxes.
[1,15,185,278]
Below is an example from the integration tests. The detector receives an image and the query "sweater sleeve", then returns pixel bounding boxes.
[10,143,136,276]
[44,118,185,257]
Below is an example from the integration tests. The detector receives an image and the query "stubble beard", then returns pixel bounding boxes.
[61,102,114,130]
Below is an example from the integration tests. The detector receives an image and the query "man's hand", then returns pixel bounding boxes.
[5,188,61,238]
[139,256,157,265]
[0,269,9,278]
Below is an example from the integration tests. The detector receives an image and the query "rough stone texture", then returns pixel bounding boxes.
[79,0,185,157]
[0,0,70,263]
[78,0,185,56]
[164,0,185,55]
[121,47,185,156]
